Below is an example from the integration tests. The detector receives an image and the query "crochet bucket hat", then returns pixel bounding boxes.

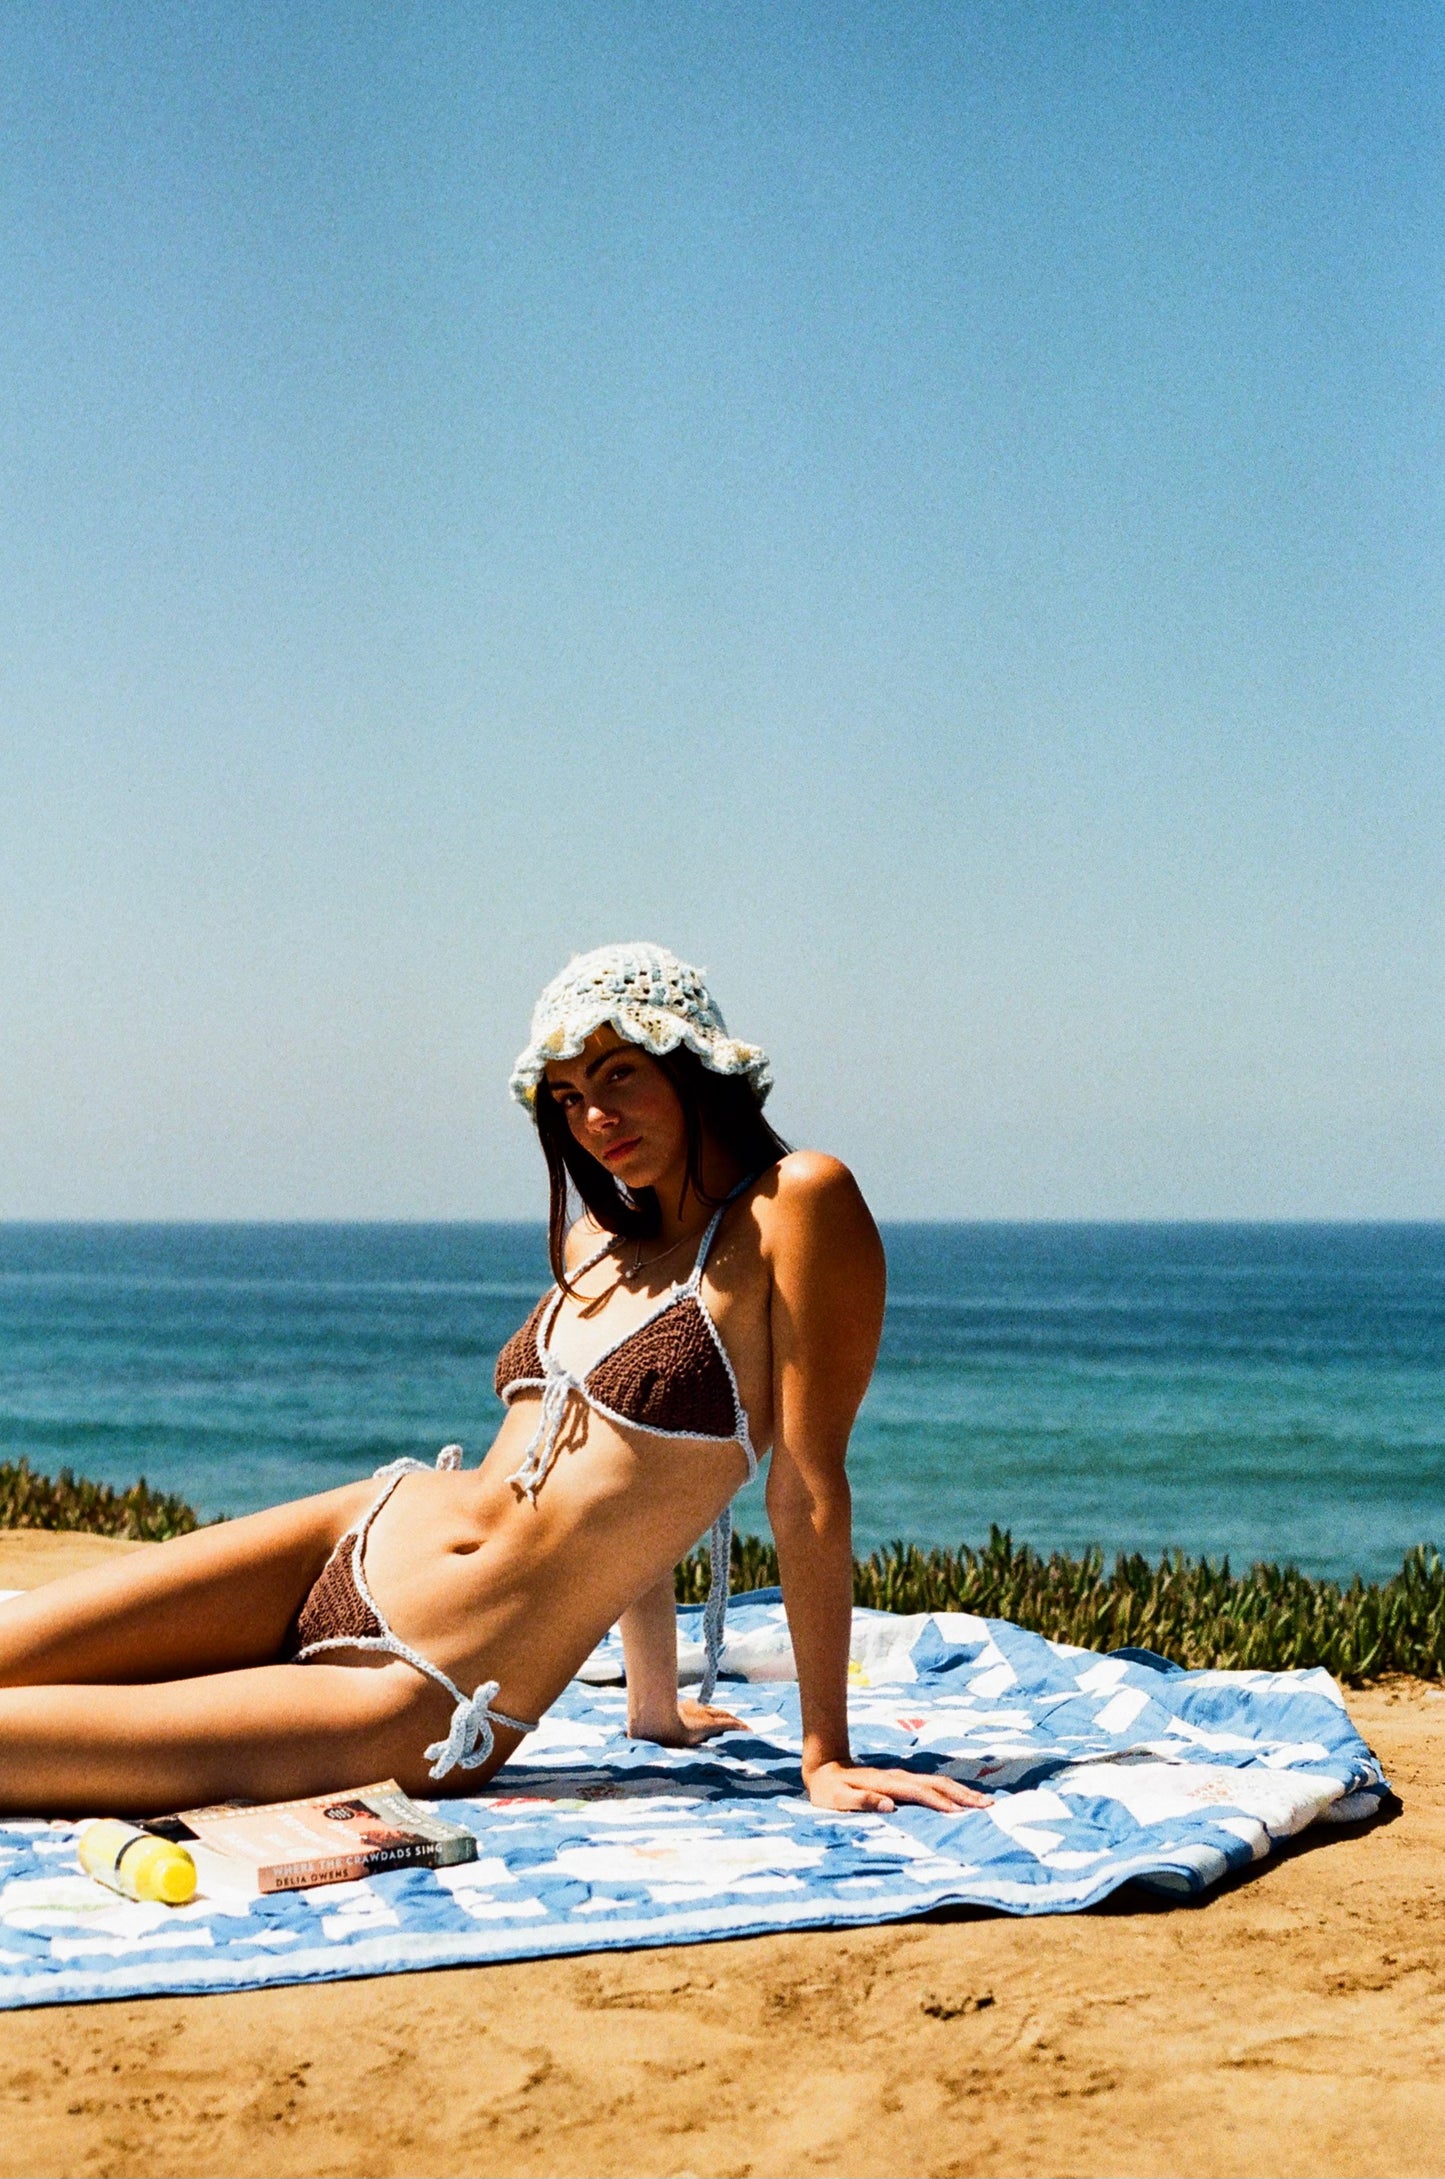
[510,943,772,1109]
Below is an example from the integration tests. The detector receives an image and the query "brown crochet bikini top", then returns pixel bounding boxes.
[493,1180,761,1505]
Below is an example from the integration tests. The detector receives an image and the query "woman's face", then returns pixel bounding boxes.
[543,1027,687,1194]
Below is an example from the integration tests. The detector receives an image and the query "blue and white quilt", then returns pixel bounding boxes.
[0,1594,1388,2010]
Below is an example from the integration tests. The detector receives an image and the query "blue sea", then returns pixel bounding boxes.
[0,1224,1441,1585]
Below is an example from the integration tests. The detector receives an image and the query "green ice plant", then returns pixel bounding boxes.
[677,1524,1445,1686]
[5,1459,1443,1683]
[0,1459,200,1542]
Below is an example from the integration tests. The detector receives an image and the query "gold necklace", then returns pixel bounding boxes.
[625,1221,708,1282]
[574,1221,707,1319]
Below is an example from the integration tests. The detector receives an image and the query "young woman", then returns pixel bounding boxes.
[0,945,986,1821]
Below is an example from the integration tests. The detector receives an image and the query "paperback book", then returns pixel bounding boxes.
[146,1779,478,1896]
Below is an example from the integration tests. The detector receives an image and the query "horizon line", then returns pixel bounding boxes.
[2,1216,1441,1231]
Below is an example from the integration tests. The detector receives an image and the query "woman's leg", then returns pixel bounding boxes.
[0,1482,372,1691]
[0,1654,522,1816]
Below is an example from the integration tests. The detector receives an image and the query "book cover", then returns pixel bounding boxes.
[147,1779,478,1896]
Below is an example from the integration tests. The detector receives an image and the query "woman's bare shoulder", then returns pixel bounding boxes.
[763,1148,858,1199]
[752,1152,879,1247]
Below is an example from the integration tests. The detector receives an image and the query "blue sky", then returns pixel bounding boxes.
[1,2,1440,1218]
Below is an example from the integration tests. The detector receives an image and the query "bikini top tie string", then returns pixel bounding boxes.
[503,1225,615,1504]
[697,1504,733,1705]
[506,1361,585,1505]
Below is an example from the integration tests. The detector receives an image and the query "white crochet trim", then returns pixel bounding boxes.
[510,941,771,1108]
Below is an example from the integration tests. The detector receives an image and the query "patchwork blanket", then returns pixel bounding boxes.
[0,1595,1387,2010]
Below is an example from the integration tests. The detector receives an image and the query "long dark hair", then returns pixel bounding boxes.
[533,1045,789,1289]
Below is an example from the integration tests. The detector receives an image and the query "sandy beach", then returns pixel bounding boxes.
[0,1530,1440,2179]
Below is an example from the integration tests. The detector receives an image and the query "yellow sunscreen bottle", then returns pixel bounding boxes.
[77,1819,197,1906]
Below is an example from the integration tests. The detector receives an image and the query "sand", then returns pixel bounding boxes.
[0,1531,154,1588]
[0,1528,1440,2179]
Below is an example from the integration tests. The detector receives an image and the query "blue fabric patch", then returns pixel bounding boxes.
[0,1605,1387,2010]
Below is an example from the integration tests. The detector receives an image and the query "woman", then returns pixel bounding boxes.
[0,945,986,1821]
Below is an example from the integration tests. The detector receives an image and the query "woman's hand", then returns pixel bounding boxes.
[805,1761,992,1815]
[627,1698,745,1749]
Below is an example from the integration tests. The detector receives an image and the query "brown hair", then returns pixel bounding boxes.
[533,1045,789,1289]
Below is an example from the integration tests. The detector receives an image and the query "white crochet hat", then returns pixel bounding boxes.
[510,942,772,1109]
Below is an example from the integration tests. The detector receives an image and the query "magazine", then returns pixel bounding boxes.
[145,1779,478,1896]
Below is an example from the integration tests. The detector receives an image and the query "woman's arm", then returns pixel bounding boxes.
[764,1154,988,1815]
[619,1573,742,1747]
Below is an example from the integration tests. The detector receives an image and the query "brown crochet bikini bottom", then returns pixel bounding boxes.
[285,1532,381,1655]
[282,1455,537,1781]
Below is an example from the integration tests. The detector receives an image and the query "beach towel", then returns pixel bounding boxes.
[0,1595,1388,2011]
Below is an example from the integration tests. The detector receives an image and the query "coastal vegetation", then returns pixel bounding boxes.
[679,1524,1445,1687]
[4,1459,1442,1684]
[0,1459,201,1542]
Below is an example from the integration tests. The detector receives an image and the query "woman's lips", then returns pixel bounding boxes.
[602,1136,643,1165]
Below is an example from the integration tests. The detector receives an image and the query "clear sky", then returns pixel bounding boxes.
[1,2,1440,1219]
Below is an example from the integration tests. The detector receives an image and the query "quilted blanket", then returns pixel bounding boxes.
[0,1594,1387,2010]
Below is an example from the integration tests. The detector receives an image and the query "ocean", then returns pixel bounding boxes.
[0,1223,1441,1585]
